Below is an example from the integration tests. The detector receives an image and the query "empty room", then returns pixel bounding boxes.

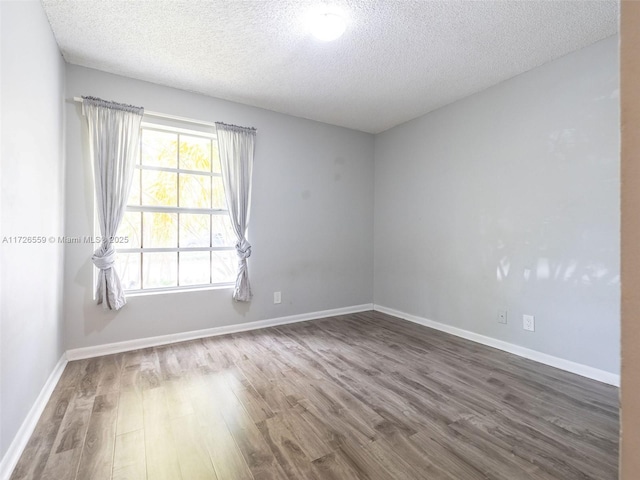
[2,0,639,479]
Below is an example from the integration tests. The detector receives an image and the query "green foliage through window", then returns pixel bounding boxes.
[115,124,236,292]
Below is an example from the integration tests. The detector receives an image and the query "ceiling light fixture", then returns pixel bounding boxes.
[310,12,346,41]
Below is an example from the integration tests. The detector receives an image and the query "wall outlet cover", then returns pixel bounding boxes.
[497,309,508,324]
[523,314,535,332]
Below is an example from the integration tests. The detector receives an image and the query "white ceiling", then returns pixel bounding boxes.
[41,0,619,134]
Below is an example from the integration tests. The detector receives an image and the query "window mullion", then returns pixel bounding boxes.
[136,164,220,177]
[126,205,226,215]
[117,247,235,253]
[118,125,234,293]
[139,134,144,291]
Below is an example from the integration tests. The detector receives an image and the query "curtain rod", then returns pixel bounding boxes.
[72,96,217,127]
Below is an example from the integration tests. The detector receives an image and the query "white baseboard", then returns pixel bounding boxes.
[373,304,620,387]
[66,303,374,361]
[0,354,68,480]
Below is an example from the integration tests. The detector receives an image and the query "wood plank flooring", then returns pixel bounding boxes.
[10,311,619,479]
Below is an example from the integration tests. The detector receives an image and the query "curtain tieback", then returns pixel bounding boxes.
[236,239,252,260]
[92,245,116,270]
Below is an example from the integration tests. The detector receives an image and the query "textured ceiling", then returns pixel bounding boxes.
[42,0,618,133]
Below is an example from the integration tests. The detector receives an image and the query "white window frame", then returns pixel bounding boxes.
[114,120,236,295]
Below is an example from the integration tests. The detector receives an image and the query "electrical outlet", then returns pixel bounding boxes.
[273,291,281,304]
[497,309,508,324]
[523,314,535,332]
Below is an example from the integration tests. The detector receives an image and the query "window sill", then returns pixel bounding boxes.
[124,283,234,297]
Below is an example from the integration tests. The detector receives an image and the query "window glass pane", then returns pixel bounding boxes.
[116,253,141,290]
[128,168,141,206]
[143,252,177,288]
[212,177,226,209]
[179,135,211,172]
[117,211,141,248]
[179,251,211,286]
[111,125,234,293]
[211,141,221,174]
[179,173,211,209]
[143,212,177,248]
[179,213,210,248]
[141,129,177,168]
[212,250,236,284]
[211,214,235,247]
[141,170,177,206]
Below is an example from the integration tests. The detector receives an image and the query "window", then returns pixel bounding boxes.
[114,123,236,293]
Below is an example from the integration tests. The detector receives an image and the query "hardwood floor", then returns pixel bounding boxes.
[10,311,619,480]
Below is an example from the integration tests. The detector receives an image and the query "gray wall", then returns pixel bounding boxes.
[374,36,620,374]
[64,65,375,350]
[0,4,620,462]
[0,2,66,458]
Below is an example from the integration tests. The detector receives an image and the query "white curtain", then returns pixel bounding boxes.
[82,96,143,310]
[216,122,256,302]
